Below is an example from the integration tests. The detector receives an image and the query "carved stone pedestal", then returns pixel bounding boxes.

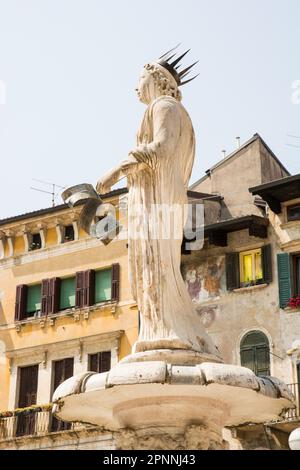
[52,360,294,450]
[113,425,227,450]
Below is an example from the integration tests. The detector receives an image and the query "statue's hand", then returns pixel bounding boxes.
[120,155,139,176]
[96,178,111,195]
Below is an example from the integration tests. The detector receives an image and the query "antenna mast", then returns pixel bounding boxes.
[30,179,66,207]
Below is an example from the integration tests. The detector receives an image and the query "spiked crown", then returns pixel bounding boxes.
[156,44,199,87]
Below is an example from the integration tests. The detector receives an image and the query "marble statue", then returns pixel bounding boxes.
[96,48,220,361]
[54,48,295,449]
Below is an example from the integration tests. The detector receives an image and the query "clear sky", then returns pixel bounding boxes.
[0,0,299,219]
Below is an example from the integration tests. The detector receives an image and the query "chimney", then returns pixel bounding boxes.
[222,150,226,159]
[236,136,241,149]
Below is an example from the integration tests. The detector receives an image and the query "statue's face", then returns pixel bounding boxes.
[135,68,153,104]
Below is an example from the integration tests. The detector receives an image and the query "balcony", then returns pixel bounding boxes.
[0,405,85,441]
[284,383,300,420]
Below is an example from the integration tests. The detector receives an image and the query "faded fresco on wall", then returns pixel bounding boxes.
[195,306,217,328]
[184,256,226,303]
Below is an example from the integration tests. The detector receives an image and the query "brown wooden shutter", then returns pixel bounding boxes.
[48,277,61,314]
[262,245,273,284]
[15,285,28,321]
[53,358,74,390]
[18,365,39,408]
[41,279,49,316]
[111,263,120,302]
[100,351,111,372]
[89,353,98,372]
[226,253,240,291]
[84,270,95,307]
[75,271,84,308]
[64,357,74,379]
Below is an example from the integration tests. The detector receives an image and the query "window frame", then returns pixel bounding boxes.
[29,233,42,251]
[292,253,300,296]
[63,224,75,243]
[240,330,270,377]
[25,283,42,318]
[94,268,112,304]
[239,248,263,287]
[88,350,111,373]
[59,276,76,311]
[287,203,300,222]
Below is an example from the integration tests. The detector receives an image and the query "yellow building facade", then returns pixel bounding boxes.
[0,188,138,444]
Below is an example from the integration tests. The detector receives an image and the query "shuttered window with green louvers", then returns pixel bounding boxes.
[240,331,270,377]
[26,284,41,316]
[277,253,292,308]
[95,269,112,303]
[59,277,76,310]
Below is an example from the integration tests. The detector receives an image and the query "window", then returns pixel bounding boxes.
[63,225,74,242]
[278,253,300,307]
[287,204,300,222]
[226,245,272,291]
[16,365,39,437]
[14,264,120,321]
[59,277,76,310]
[240,331,270,377]
[95,269,112,303]
[89,351,111,373]
[75,264,119,308]
[30,233,42,251]
[293,255,300,295]
[26,284,41,317]
[240,249,263,287]
[51,358,74,432]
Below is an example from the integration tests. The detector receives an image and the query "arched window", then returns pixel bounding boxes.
[240,331,270,377]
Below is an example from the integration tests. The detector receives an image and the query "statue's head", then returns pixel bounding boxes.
[136,45,199,105]
[136,63,181,104]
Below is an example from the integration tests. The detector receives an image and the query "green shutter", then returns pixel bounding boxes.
[240,348,255,373]
[277,253,292,308]
[59,277,76,310]
[95,269,112,303]
[26,284,41,315]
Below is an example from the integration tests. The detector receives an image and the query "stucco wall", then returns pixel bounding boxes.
[182,226,296,384]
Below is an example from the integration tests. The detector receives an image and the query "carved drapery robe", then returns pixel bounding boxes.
[127,95,219,357]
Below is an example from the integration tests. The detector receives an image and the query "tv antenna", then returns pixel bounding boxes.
[30,179,66,207]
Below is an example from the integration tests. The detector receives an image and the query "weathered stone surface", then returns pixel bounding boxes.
[84,371,109,392]
[264,376,295,401]
[52,372,95,402]
[256,377,278,398]
[119,349,222,366]
[114,425,227,450]
[53,360,294,441]
[169,365,203,385]
[199,363,260,390]
[107,361,167,386]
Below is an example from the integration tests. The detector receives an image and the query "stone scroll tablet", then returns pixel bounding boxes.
[61,183,121,245]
